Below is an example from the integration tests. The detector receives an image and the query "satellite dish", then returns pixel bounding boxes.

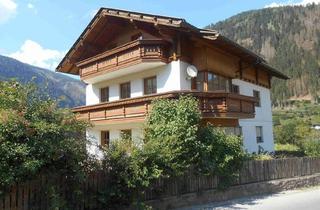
[186,65,198,79]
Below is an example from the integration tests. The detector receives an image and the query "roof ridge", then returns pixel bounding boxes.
[100,7,186,22]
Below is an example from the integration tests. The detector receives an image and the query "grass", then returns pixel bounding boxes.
[275,143,300,152]
[274,143,305,158]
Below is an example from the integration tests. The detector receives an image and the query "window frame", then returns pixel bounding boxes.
[224,126,242,137]
[192,70,231,92]
[253,90,261,107]
[101,130,110,147]
[100,86,109,103]
[256,126,263,143]
[144,76,157,95]
[231,84,240,94]
[120,82,131,99]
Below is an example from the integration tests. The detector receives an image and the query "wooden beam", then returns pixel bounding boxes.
[255,67,259,84]
[239,60,243,79]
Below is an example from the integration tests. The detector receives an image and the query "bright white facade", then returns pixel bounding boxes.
[233,79,274,153]
[85,60,274,153]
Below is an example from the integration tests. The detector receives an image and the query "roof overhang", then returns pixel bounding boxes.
[56,8,289,80]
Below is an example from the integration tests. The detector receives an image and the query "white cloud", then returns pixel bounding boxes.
[265,0,320,8]
[8,40,66,70]
[27,3,34,9]
[27,2,37,14]
[0,0,17,24]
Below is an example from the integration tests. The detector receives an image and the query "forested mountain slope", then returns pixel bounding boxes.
[0,55,85,107]
[207,4,320,106]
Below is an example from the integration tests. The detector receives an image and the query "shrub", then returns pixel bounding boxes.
[197,127,245,188]
[275,143,300,152]
[101,139,161,209]
[145,96,245,187]
[274,119,311,146]
[274,143,305,158]
[144,96,201,176]
[0,81,93,200]
[100,96,246,207]
[302,140,320,157]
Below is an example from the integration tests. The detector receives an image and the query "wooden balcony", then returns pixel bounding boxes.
[73,91,257,125]
[77,39,170,80]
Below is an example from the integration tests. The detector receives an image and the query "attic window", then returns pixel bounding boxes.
[131,33,143,41]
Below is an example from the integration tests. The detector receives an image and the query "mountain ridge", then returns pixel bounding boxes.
[207,4,320,106]
[0,55,85,107]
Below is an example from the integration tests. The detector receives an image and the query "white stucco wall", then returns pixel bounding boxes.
[232,79,274,153]
[157,60,191,93]
[85,123,144,157]
[85,60,274,154]
[86,84,100,105]
[84,60,193,155]
[85,60,191,106]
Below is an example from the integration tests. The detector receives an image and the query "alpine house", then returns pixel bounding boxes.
[57,8,288,154]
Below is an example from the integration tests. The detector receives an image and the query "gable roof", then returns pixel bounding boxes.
[56,8,288,80]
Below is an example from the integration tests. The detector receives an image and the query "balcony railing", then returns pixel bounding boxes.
[73,91,257,124]
[77,39,170,79]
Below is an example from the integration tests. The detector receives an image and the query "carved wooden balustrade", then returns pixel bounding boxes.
[77,39,170,80]
[73,91,257,125]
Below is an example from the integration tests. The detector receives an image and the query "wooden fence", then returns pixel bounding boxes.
[1,157,320,210]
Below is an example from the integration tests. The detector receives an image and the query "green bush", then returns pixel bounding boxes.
[197,127,245,187]
[274,119,311,146]
[101,139,161,209]
[0,81,93,200]
[302,140,320,157]
[100,96,246,208]
[275,143,301,152]
[144,96,201,176]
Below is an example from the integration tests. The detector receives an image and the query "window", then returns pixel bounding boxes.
[120,129,132,140]
[234,126,242,136]
[225,127,242,136]
[195,72,205,91]
[144,76,157,95]
[120,82,131,99]
[253,90,261,107]
[194,71,231,92]
[100,87,109,102]
[231,84,239,94]
[256,126,263,143]
[101,131,110,147]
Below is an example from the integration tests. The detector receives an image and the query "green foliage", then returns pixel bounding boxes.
[100,96,245,208]
[144,96,202,176]
[197,127,245,188]
[275,143,300,152]
[207,4,320,105]
[0,81,93,198]
[274,119,311,146]
[247,153,274,160]
[101,139,160,209]
[302,140,320,157]
[273,103,320,158]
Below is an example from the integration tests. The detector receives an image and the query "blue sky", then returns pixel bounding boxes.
[0,0,319,70]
